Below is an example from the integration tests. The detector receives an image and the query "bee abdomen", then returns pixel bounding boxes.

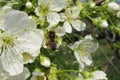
[49,42,57,51]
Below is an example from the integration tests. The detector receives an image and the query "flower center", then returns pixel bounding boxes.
[2,34,14,45]
[67,14,73,22]
[40,4,50,15]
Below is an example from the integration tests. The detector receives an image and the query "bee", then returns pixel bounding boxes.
[94,0,105,6]
[46,31,57,51]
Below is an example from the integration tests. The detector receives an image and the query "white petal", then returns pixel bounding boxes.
[7,67,30,80]
[35,7,45,22]
[35,7,40,16]
[65,8,71,15]
[47,12,60,25]
[63,21,72,33]
[17,29,44,57]
[0,13,5,27]
[3,10,36,35]
[72,6,80,18]
[54,26,66,36]
[70,41,82,50]
[50,0,67,12]
[59,13,66,22]
[2,6,12,14]
[85,35,93,40]
[108,2,120,11]
[81,52,92,66]
[0,61,9,80]
[24,67,30,79]
[71,20,86,31]
[74,50,92,70]
[74,51,85,70]
[92,71,107,80]
[80,39,98,53]
[38,0,51,5]
[0,46,23,76]
[31,71,47,80]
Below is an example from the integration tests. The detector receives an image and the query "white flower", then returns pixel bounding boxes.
[31,71,47,80]
[35,0,67,27]
[0,10,43,76]
[92,70,108,80]
[70,35,98,70]
[108,2,120,11]
[61,6,86,33]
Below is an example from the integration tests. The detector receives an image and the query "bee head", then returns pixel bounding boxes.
[48,31,55,38]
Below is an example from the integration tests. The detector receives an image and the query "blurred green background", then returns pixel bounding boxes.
[93,39,120,80]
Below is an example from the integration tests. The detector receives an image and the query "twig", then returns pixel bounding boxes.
[100,47,120,74]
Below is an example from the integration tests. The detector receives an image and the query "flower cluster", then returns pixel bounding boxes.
[3,0,120,80]
[0,9,43,77]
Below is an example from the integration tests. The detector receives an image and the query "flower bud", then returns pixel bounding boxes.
[93,18,108,28]
[82,71,91,78]
[108,2,120,11]
[26,2,32,9]
[86,2,96,8]
[40,55,51,67]
[117,11,120,18]
[90,2,95,8]
[99,20,108,28]
[92,70,108,80]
